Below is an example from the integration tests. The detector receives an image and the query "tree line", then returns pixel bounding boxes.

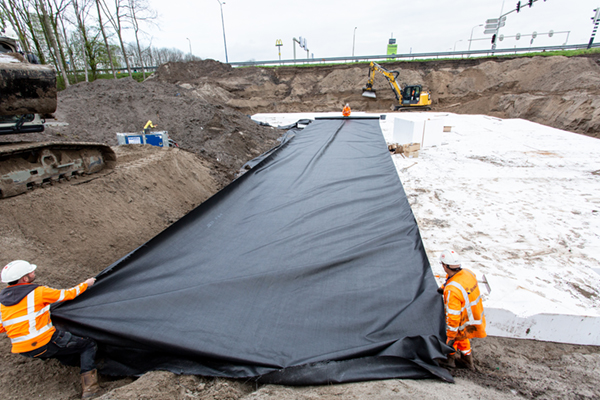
[0,0,198,86]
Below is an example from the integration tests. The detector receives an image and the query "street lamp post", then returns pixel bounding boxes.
[216,0,229,63]
[453,39,463,52]
[468,24,484,52]
[186,38,192,55]
[352,27,357,57]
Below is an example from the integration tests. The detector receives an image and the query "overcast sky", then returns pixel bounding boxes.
[144,0,599,63]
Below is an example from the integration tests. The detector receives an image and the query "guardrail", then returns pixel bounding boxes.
[83,42,600,74]
[228,42,600,67]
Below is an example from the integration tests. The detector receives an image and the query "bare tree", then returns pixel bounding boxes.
[127,0,155,79]
[150,46,197,65]
[54,1,78,81]
[2,0,48,63]
[2,0,175,83]
[0,0,31,52]
[94,0,115,77]
[72,0,108,79]
[36,0,69,86]
[45,0,74,84]
[99,0,131,77]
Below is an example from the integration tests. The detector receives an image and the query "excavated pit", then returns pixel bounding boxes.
[0,55,599,399]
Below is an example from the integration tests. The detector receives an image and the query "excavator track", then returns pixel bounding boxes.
[0,142,116,198]
[395,105,433,112]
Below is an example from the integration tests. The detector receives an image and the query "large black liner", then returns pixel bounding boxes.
[53,117,453,384]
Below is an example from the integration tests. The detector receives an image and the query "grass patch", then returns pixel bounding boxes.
[497,47,600,58]
[57,71,153,90]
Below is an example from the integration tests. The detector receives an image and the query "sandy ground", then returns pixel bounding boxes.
[389,115,600,321]
[1,56,600,399]
[1,145,598,400]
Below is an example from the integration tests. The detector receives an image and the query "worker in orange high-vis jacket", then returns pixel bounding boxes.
[342,103,351,117]
[437,249,486,370]
[0,260,102,399]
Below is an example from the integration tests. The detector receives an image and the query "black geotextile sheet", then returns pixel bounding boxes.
[52,117,454,384]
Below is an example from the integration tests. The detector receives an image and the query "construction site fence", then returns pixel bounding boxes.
[77,42,600,74]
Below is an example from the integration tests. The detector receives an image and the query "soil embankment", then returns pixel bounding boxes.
[0,56,599,399]
[152,55,600,137]
[21,72,283,188]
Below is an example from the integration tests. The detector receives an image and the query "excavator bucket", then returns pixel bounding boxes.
[0,53,57,115]
[362,88,377,99]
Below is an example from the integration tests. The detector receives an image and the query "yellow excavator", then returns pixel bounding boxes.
[362,61,432,111]
[0,29,115,198]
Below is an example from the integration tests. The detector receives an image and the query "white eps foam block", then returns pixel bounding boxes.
[392,115,444,147]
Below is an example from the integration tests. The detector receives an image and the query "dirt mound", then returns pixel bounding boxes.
[96,372,253,400]
[152,59,234,82]
[13,76,282,187]
[0,145,218,286]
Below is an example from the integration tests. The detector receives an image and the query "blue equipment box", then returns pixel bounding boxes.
[117,131,177,148]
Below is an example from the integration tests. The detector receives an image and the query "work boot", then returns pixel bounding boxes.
[437,353,456,369]
[456,353,475,370]
[81,369,103,399]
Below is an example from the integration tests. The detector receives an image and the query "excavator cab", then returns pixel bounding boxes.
[395,84,431,110]
[401,85,422,105]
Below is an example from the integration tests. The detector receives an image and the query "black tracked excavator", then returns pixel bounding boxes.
[0,30,115,198]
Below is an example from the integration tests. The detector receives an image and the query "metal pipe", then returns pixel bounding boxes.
[352,27,357,57]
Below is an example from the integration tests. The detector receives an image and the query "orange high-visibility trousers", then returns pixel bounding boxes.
[450,338,471,356]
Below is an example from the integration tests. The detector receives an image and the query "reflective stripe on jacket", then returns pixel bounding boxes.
[443,269,486,341]
[0,282,88,353]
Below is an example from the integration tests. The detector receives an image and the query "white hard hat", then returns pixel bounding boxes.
[1,260,37,283]
[439,249,461,267]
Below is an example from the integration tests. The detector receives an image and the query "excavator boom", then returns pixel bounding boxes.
[362,62,402,102]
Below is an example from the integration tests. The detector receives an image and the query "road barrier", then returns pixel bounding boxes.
[87,42,600,74]
[229,42,600,67]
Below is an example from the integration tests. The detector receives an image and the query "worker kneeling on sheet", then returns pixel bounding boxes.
[0,260,103,399]
[437,249,486,370]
